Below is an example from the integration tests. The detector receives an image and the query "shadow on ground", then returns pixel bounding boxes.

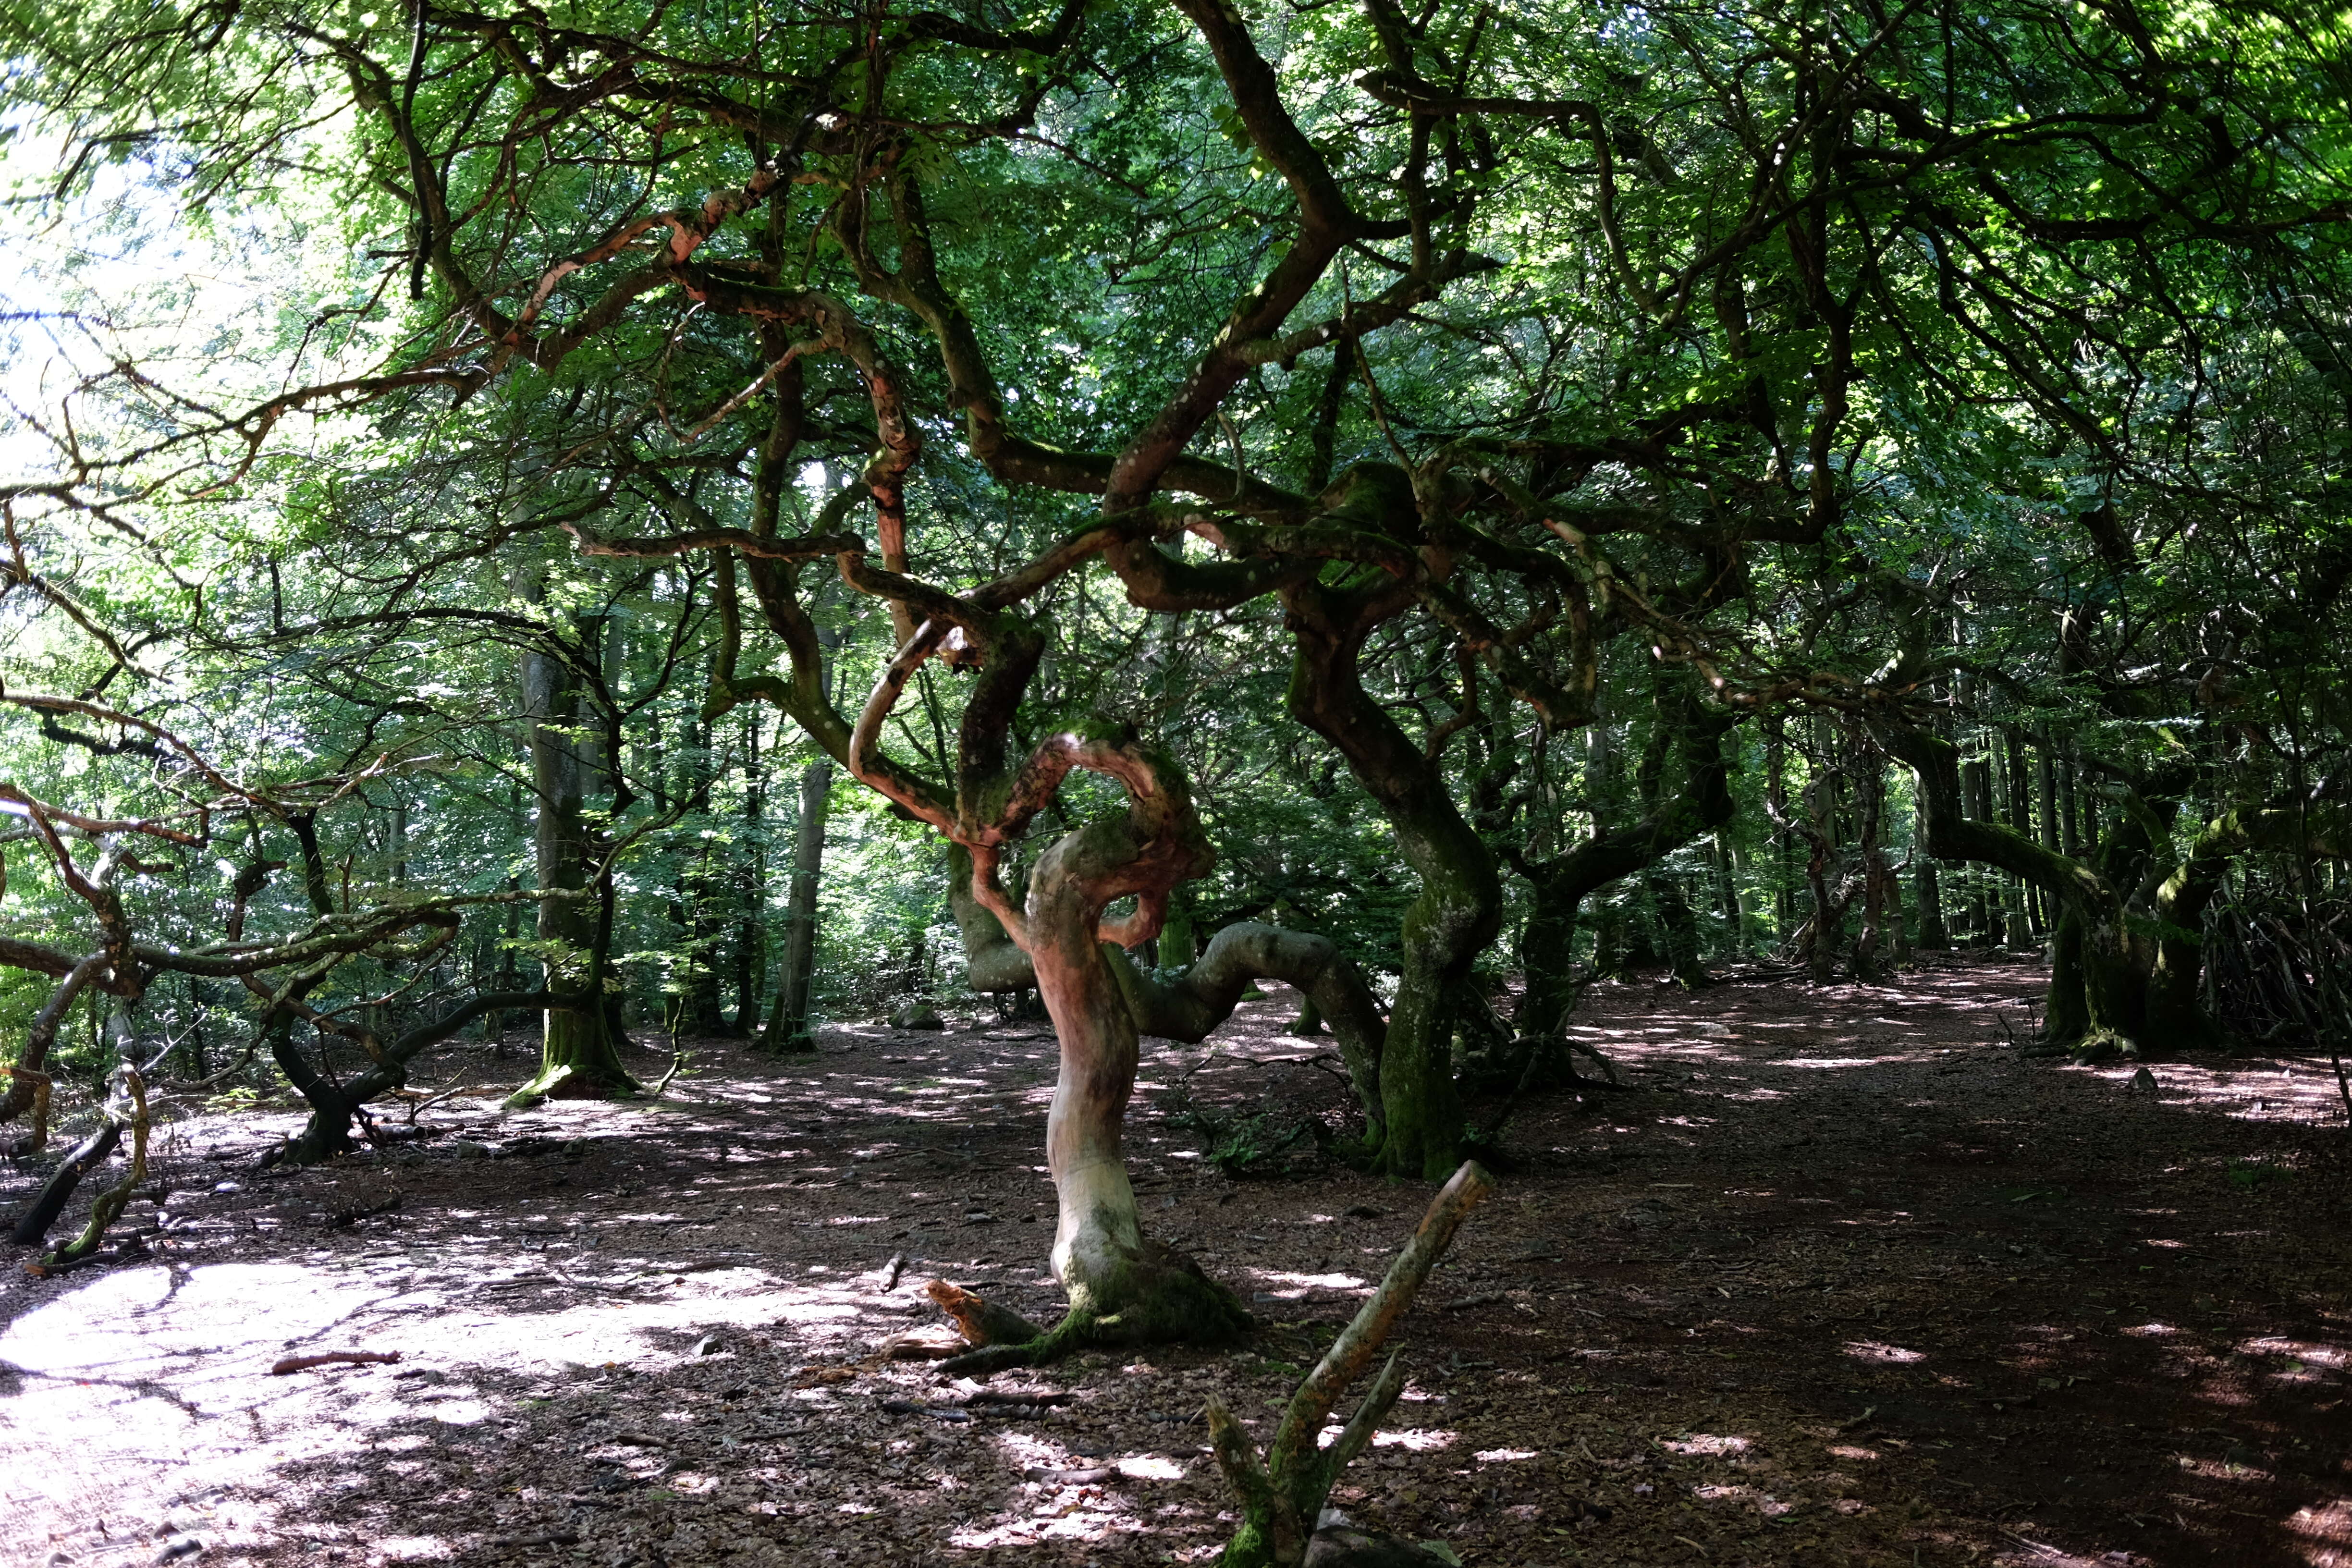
[1,958,2347,1568]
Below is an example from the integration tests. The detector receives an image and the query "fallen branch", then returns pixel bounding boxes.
[7,1118,122,1245]
[1204,1159,1496,1568]
[328,1191,402,1227]
[965,1388,1072,1409]
[42,1068,152,1269]
[22,1236,148,1278]
[270,1350,403,1375]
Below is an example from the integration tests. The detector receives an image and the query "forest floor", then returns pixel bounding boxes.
[2,956,2349,1568]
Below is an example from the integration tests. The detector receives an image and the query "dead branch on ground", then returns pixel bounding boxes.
[270,1351,403,1374]
[1203,1159,1496,1568]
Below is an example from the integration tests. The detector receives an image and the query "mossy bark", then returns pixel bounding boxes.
[761,757,833,1052]
[1286,552,1498,1180]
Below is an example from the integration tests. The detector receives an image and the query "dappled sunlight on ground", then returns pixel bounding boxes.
[2072,1054,2352,1126]
[0,959,2346,1566]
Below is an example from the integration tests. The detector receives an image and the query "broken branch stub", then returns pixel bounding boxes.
[1206,1159,1497,1568]
[926,1276,1047,1347]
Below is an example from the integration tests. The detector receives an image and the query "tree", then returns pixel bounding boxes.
[5,0,2349,1334]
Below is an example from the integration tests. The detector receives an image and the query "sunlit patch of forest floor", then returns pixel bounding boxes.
[3,956,2349,1568]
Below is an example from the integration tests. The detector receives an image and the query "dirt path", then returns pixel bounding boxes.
[2,958,2346,1568]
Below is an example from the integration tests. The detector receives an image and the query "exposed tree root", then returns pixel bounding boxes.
[929,1243,1252,1376]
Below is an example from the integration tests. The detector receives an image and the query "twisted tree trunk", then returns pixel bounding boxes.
[1884,726,2144,1054]
[1111,921,1389,1131]
[1287,564,1495,1180]
[1019,816,1248,1343]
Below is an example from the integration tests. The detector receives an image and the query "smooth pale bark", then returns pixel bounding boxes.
[762,758,833,1051]
[1009,786,1247,1344]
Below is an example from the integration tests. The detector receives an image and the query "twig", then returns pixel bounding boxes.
[406,1079,484,1122]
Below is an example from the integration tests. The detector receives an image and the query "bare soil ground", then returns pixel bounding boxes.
[2,957,2348,1568]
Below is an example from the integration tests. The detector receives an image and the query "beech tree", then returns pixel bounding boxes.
[3,0,2349,1340]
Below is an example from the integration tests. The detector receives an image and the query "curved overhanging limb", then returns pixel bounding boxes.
[1106,920,1389,1139]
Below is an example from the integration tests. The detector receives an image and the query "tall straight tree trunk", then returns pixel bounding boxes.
[512,637,637,1104]
[1714,833,1746,957]
[734,709,766,1032]
[763,758,834,1051]
[2060,739,2082,856]
[1960,727,1994,944]
[1158,886,1198,970]
[2034,728,2061,932]
[1913,794,1949,950]
[1585,696,1624,974]
[676,710,729,1034]
[1997,731,2033,947]
[1850,746,1887,980]
[1766,720,1796,946]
